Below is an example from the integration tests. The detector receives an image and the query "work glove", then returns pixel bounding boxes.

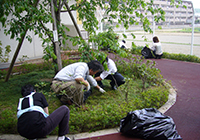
[99,87,106,93]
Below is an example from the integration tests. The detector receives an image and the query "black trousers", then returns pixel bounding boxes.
[95,72,125,88]
[153,50,163,59]
[42,105,70,136]
[34,105,70,138]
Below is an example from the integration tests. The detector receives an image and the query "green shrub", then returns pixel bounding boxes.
[162,52,200,63]
[62,59,79,66]
[116,54,163,91]
[130,45,143,55]
[179,27,200,33]
[140,86,168,108]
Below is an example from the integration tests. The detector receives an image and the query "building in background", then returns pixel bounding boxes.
[0,0,77,65]
[94,0,194,33]
[0,0,197,65]
[148,0,193,25]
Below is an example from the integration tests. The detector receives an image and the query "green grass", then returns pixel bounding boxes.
[178,27,200,33]
[0,58,169,135]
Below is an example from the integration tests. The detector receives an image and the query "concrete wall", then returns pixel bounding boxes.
[0,0,76,64]
[62,24,79,50]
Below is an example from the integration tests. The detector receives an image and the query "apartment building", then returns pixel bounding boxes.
[148,0,193,25]
[95,0,194,28]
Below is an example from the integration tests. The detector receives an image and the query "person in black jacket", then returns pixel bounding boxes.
[17,84,70,140]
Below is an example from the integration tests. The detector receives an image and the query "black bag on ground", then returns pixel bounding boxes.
[141,46,154,59]
[120,108,182,140]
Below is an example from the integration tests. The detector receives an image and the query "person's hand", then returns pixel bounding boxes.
[99,87,106,93]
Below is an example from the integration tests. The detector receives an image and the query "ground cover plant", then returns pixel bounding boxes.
[0,56,169,135]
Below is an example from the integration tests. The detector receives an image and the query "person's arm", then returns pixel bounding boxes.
[96,85,106,93]
[39,92,49,115]
[75,77,89,87]
[94,76,102,81]
[150,46,155,51]
[87,75,105,93]
[43,107,49,115]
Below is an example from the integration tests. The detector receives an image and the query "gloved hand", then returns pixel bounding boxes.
[87,83,91,91]
[99,87,106,93]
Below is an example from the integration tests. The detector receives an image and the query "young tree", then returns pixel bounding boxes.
[0,0,183,81]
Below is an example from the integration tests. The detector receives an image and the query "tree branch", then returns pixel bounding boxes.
[39,21,54,43]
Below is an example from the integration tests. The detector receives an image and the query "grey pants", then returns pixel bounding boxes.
[51,80,85,105]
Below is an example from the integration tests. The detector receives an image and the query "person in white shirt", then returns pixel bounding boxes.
[95,57,125,90]
[51,60,105,106]
[150,36,163,59]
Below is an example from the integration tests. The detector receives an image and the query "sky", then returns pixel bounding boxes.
[188,0,200,9]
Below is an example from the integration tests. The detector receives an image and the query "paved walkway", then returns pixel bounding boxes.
[0,58,200,140]
[156,59,200,140]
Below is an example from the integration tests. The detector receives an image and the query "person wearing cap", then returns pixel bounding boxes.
[51,60,105,106]
[95,57,125,90]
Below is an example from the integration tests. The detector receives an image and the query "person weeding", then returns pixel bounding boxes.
[95,57,125,90]
[51,60,105,106]
[17,84,70,140]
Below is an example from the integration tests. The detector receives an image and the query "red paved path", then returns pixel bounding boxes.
[156,59,200,140]
[77,58,200,140]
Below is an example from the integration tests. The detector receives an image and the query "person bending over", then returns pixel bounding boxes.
[17,84,70,140]
[95,57,125,90]
[51,60,105,106]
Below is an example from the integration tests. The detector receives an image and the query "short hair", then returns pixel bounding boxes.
[21,84,35,97]
[153,36,159,43]
[87,60,104,72]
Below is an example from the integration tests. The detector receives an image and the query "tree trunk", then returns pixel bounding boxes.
[5,29,28,82]
[51,0,62,72]
[64,1,83,39]
[5,0,40,82]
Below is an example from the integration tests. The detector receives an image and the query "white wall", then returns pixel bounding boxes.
[0,0,76,64]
